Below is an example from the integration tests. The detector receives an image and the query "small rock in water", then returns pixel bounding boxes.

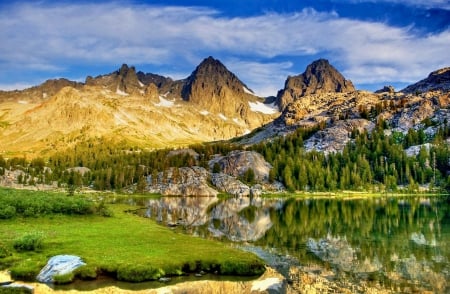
[159,277,171,283]
[195,273,203,277]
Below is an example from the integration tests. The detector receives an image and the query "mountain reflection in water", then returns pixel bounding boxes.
[133,195,449,293]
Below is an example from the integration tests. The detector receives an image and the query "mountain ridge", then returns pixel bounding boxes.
[0,57,449,158]
[0,56,278,157]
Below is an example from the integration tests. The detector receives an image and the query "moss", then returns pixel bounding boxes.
[75,264,98,280]
[117,264,164,282]
[53,271,75,284]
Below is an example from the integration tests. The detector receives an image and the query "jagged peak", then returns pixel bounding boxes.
[117,64,136,76]
[277,58,355,111]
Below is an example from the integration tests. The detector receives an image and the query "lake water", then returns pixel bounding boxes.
[131,194,450,293]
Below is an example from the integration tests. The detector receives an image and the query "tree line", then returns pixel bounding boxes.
[0,122,449,193]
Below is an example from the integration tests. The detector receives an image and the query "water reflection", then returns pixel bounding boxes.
[135,195,450,293]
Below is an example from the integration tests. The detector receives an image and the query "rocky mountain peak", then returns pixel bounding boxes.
[276,59,355,111]
[86,63,142,95]
[402,66,450,94]
[182,56,247,99]
[180,56,255,117]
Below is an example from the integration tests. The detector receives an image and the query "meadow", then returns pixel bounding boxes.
[0,188,264,284]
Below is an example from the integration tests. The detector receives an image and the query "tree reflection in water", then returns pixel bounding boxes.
[138,195,449,293]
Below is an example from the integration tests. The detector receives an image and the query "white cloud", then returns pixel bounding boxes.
[336,0,450,9]
[0,2,448,94]
[225,60,295,97]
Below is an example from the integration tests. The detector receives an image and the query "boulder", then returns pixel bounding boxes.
[209,150,272,182]
[147,166,218,196]
[211,173,250,197]
[36,255,85,283]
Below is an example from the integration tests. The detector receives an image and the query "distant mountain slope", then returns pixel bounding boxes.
[401,67,450,94]
[0,57,278,157]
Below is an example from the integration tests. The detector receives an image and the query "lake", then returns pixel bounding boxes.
[130,194,449,293]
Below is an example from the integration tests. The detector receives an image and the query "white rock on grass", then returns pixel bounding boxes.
[36,255,85,283]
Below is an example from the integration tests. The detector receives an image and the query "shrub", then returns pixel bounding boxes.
[75,264,98,280]
[0,205,16,219]
[220,260,265,276]
[96,201,114,217]
[0,242,11,258]
[53,272,75,284]
[10,260,42,281]
[117,264,164,282]
[13,232,44,252]
[162,263,183,276]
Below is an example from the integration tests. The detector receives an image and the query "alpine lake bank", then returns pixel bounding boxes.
[1,187,448,293]
[0,188,265,291]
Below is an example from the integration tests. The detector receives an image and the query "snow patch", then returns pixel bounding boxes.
[233,118,240,124]
[116,88,128,96]
[138,80,144,87]
[139,90,145,95]
[248,101,278,114]
[218,113,227,120]
[243,129,251,135]
[155,96,174,107]
[199,110,209,115]
[18,100,28,104]
[243,86,254,95]
[42,92,48,99]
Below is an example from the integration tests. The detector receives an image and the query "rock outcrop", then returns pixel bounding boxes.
[0,78,82,103]
[209,150,272,182]
[211,173,250,197]
[276,59,355,110]
[86,64,144,95]
[304,119,375,153]
[146,167,218,196]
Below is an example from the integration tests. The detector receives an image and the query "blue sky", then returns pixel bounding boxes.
[0,0,449,96]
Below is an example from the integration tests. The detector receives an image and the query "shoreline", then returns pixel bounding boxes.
[1,267,286,294]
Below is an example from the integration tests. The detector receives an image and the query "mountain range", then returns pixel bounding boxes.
[0,56,449,157]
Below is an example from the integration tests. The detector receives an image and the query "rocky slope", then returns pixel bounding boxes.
[0,57,278,156]
[144,150,278,197]
[240,64,450,153]
[276,59,355,111]
[402,67,450,94]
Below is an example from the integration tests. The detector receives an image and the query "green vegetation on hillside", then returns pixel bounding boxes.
[251,123,450,192]
[0,189,264,283]
[0,121,449,193]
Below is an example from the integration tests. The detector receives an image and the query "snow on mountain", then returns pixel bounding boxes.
[243,86,254,95]
[155,96,174,107]
[248,101,278,114]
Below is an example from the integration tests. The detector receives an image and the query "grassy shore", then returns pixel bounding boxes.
[0,189,264,284]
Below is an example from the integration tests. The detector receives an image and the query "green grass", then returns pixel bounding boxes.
[0,190,264,283]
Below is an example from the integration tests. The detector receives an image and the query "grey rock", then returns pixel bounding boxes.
[147,166,218,196]
[209,150,272,182]
[375,85,395,93]
[36,255,85,283]
[211,173,249,197]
